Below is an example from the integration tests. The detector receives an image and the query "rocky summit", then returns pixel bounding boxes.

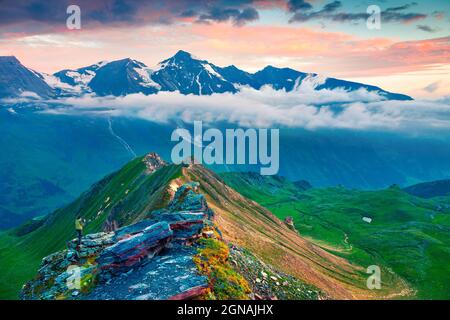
[143,152,167,174]
[20,182,214,300]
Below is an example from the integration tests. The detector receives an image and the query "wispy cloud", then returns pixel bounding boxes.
[423,81,440,93]
[417,24,438,33]
[289,1,427,24]
[17,34,101,48]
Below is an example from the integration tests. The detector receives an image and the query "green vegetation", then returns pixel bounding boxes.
[221,172,450,299]
[194,238,251,300]
[0,158,183,299]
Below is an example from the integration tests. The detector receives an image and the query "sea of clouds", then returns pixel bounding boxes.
[5,84,450,132]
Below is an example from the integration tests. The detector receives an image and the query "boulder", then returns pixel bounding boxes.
[168,182,209,213]
[114,219,158,240]
[150,211,206,242]
[67,232,115,258]
[97,221,173,273]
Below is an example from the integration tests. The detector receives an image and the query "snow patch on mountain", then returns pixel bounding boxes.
[66,70,95,86]
[203,63,225,81]
[39,73,82,92]
[133,66,161,90]
[298,74,328,91]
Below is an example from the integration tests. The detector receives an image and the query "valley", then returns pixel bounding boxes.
[221,172,450,299]
[2,108,450,229]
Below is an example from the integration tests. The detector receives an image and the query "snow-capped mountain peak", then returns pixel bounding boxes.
[51,61,111,95]
[0,52,413,100]
[0,56,54,98]
[150,51,237,95]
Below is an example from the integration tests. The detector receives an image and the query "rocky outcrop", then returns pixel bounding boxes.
[143,152,167,174]
[85,246,209,300]
[97,222,173,277]
[19,175,326,301]
[20,182,213,300]
[168,182,209,212]
[283,216,296,231]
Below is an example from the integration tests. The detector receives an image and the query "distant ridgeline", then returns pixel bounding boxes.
[0,51,412,100]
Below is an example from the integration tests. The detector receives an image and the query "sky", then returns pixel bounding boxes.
[0,0,449,98]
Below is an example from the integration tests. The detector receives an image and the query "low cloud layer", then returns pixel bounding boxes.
[19,84,449,132]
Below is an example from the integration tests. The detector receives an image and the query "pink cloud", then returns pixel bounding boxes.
[1,22,448,98]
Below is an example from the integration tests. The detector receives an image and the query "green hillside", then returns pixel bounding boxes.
[0,156,183,299]
[220,172,450,299]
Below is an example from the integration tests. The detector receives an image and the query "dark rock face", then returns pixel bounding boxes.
[97,222,173,276]
[88,58,159,96]
[20,182,214,300]
[151,211,208,244]
[168,182,209,212]
[150,50,237,95]
[150,182,214,244]
[252,65,308,91]
[0,56,53,98]
[67,232,115,258]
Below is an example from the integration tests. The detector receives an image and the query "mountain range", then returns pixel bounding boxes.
[0,50,412,100]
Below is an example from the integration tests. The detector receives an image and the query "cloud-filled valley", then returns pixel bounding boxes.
[20,84,450,132]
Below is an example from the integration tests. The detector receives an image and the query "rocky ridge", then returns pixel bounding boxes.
[20,182,215,300]
[19,164,326,300]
